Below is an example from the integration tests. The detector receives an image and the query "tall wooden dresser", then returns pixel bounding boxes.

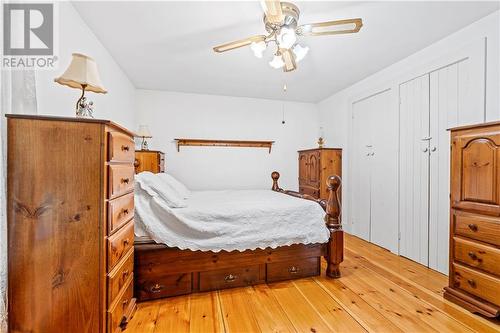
[7,115,137,332]
[444,121,500,318]
[298,148,342,200]
[134,150,164,174]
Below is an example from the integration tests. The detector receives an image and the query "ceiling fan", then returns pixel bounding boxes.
[213,0,363,72]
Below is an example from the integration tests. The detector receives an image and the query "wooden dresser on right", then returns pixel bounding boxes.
[445,121,500,318]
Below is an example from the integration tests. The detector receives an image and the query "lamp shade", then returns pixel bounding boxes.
[54,53,107,93]
[137,125,152,138]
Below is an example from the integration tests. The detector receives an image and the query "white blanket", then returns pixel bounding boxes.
[134,186,330,252]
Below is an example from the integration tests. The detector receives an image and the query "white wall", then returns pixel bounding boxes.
[135,90,320,191]
[35,2,136,129]
[0,3,137,332]
[319,11,499,238]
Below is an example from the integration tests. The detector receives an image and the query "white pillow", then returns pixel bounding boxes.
[136,172,187,208]
[157,173,191,199]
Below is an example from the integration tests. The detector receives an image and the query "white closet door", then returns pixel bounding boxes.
[429,58,486,274]
[369,90,399,253]
[351,99,372,241]
[399,75,430,266]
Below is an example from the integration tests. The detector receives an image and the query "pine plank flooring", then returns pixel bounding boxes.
[125,233,500,332]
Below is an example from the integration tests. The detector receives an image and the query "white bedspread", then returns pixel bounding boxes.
[134,186,329,252]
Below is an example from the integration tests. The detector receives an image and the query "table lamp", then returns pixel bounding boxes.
[137,125,152,150]
[54,53,107,118]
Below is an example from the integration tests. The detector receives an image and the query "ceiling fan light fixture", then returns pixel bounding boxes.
[269,53,285,69]
[250,41,267,58]
[292,44,309,62]
[277,26,297,49]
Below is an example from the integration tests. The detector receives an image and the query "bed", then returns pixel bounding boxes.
[133,171,343,301]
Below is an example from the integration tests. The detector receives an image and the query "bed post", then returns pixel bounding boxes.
[325,175,343,278]
[271,171,283,192]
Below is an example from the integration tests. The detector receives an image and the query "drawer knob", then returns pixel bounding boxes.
[122,299,129,308]
[288,266,299,274]
[468,224,478,232]
[123,238,130,246]
[468,252,483,263]
[121,178,130,184]
[122,269,129,278]
[224,274,237,282]
[122,208,129,215]
[121,145,130,152]
[150,283,164,293]
[467,279,477,288]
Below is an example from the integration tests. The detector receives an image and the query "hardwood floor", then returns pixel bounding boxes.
[125,234,500,332]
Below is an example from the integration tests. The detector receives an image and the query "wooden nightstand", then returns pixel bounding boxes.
[134,150,165,173]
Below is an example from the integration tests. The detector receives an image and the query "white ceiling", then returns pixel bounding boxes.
[72,1,499,102]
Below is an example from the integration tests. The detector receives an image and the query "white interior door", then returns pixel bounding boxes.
[399,74,430,266]
[351,99,372,241]
[370,90,399,253]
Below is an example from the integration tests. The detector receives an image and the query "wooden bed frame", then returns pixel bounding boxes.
[134,172,343,301]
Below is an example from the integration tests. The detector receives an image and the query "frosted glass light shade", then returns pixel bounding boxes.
[277,27,297,49]
[250,41,267,58]
[269,54,285,69]
[293,44,309,63]
[54,53,107,93]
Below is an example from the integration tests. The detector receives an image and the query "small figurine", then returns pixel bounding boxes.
[76,96,94,118]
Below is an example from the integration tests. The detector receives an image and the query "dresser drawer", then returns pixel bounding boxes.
[454,211,500,246]
[107,275,134,333]
[108,192,134,234]
[108,131,135,163]
[267,257,320,283]
[135,272,192,301]
[452,263,500,306]
[108,248,134,306]
[108,165,134,199]
[454,237,500,276]
[199,265,263,292]
[108,220,134,271]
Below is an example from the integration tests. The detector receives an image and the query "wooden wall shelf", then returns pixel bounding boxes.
[174,138,275,153]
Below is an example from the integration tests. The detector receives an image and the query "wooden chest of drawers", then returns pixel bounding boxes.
[298,148,342,200]
[7,115,137,333]
[134,150,165,174]
[444,121,500,318]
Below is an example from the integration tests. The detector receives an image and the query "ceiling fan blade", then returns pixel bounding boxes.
[280,48,296,72]
[298,18,363,36]
[261,0,283,24]
[213,35,267,53]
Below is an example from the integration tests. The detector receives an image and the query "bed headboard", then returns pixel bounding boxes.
[134,150,165,174]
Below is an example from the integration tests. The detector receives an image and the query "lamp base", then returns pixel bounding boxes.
[141,138,149,150]
[318,137,324,148]
[75,84,94,118]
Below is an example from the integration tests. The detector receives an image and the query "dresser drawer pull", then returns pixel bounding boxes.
[122,299,129,308]
[121,178,130,184]
[150,283,164,293]
[467,279,477,288]
[224,274,237,282]
[468,224,478,232]
[121,145,130,152]
[288,266,299,274]
[122,208,129,215]
[467,252,483,262]
[123,238,130,246]
[122,270,130,278]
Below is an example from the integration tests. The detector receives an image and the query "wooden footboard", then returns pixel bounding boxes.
[134,172,342,301]
[271,171,343,278]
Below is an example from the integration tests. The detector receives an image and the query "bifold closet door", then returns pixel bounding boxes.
[399,74,430,266]
[351,99,372,241]
[351,90,398,252]
[428,59,485,274]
